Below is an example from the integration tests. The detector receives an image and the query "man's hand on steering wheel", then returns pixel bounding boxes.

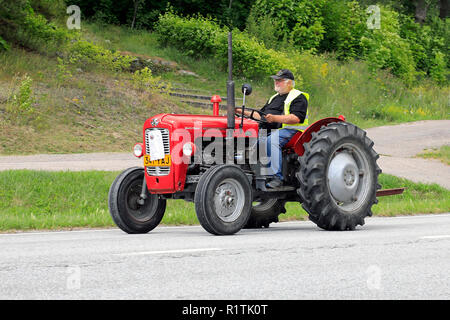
[235,107,267,123]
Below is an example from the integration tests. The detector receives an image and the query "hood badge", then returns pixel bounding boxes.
[151,119,159,127]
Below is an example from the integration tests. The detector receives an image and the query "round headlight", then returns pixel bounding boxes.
[182,142,195,157]
[133,143,144,158]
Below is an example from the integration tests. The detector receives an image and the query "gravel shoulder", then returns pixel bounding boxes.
[365,120,450,189]
[1,120,449,189]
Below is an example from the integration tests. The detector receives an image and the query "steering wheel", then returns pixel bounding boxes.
[235,107,268,124]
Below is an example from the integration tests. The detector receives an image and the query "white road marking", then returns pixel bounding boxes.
[420,235,450,240]
[114,248,223,256]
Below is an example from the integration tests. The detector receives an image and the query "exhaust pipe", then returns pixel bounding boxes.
[226,32,235,130]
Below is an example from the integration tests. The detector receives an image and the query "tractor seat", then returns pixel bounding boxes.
[284,130,303,150]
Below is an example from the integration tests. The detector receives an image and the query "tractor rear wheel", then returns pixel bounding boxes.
[244,199,287,228]
[195,165,252,235]
[108,167,166,234]
[296,122,381,230]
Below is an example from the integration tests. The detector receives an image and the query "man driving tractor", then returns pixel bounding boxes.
[236,69,309,188]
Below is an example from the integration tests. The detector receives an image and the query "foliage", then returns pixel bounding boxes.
[69,0,254,30]
[155,12,299,79]
[400,15,449,84]
[0,0,70,54]
[0,35,9,51]
[320,0,366,60]
[216,30,298,79]
[56,57,72,85]
[155,12,224,58]
[6,74,35,121]
[29,0,67,22]
[360,6,418,85]
[65,40,134,72]
[429,50,448,85]
[245,0,448,86]
[132,66,170,92]
[245,11,280,50]
[249,0,327,51]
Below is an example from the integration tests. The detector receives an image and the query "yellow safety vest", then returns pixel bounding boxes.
[267,89,309,130]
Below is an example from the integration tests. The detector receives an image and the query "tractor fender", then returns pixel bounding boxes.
[286,117,345,156]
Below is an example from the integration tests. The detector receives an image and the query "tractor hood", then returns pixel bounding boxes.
[144,113,259,138]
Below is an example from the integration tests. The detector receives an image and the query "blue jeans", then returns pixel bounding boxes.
[258,128,298,180]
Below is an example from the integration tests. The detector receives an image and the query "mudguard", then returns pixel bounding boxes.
[285,117,345,156]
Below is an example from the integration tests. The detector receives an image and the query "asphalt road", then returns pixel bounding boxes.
[1,213,449,300]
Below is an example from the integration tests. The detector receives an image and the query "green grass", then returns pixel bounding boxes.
[0,170,448,232]
[417,145,450,165]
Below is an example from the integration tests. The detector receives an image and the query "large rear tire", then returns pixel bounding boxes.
[195,165,252,235]
[296,122,381,231]
[244,199,287,228]
[108,167,166,234]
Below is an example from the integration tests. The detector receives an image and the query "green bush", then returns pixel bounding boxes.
[29,0,67,22]
[360,6,417,85]
[429,50,448,85]
[214,30,298,79]
[320,0,366,61]
[132,66,170,93]
[249,0,326,52]
[155,12,224,58]
[65,40,134,72]
[6,74,35,122]
[0,35,10,51]
[155,12,299,79]
[0,0,70,54]
[245,11,280,50]
[400,16,449,84]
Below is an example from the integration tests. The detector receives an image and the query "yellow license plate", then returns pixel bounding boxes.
[144,154,171,167]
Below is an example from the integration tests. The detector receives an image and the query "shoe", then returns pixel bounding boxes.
[266,177,283,189]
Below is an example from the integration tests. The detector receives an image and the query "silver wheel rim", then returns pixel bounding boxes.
[327,143,371,213]
[213,178,245,223]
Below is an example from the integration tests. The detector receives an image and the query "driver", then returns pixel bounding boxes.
[236,69,309,188]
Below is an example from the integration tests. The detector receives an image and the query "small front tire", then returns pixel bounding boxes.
[108,167,166,234]
[195,165,252,235]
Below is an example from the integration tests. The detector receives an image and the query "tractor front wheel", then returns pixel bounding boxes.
[195,165,252,235]
[108,167,166,234]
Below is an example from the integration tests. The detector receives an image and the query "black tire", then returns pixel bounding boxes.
[296,122,381,231]
[194,165,252,235]
[244,199,287,228]
[108,167,166,234]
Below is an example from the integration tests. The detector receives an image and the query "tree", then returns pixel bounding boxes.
[131,0,143,29]
[439,0,448,18]
[414,0,430,24]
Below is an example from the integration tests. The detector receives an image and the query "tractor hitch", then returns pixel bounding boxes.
[376,188,405,197]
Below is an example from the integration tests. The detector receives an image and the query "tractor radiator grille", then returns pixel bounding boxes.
[145,128,170,176]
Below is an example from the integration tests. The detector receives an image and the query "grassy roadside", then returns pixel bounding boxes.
[417,145,450,165]
[0,170,448,232]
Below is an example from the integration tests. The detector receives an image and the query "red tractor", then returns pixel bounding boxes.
[108,34,395,235]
